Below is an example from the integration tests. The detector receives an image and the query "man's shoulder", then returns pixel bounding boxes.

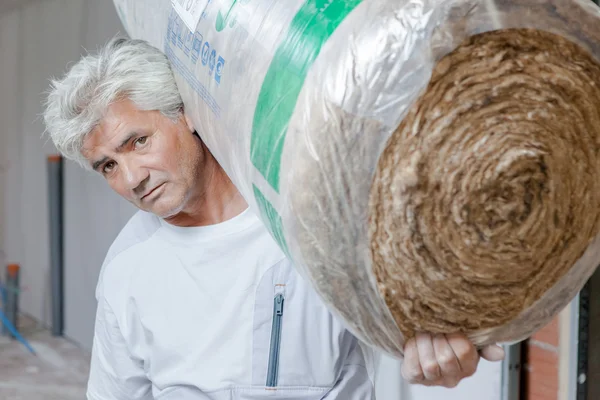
[103,210,162,266]
[95,210,163,300]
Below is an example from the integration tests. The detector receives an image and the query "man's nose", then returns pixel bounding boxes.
[121,158,149,192]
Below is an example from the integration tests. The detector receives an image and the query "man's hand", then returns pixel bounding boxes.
[401,332,505,388]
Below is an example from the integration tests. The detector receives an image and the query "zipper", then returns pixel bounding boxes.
[266,291,285,387]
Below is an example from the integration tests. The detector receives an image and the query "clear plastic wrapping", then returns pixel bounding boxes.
[114,0,600,357]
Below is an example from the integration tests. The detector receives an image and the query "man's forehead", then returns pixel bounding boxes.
[82,118,127,167]
[81,127,107,167]
[84,121,120,150]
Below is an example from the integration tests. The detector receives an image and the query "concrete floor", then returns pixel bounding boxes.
[0,315,90,400]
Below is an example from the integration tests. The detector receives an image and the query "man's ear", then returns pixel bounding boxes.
[183,111,195,133]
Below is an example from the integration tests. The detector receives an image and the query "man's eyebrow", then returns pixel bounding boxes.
[116,132,138,152]
[92,157,109,171]
[90,132,138,171]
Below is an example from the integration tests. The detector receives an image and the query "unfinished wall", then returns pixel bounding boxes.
[526,317,561,400]
[524,300,582,400]
[0,0,132,349]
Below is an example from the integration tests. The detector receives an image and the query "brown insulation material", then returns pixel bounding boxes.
[370,28,600,342]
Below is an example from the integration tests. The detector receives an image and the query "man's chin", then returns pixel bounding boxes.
[151,208,179,219]
[148,202,185,220]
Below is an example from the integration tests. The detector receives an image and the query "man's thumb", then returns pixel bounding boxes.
[480,344,505,362]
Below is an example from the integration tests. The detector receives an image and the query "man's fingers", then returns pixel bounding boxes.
[402,333,494,388]
[419,376,460,389]
[480,344,506,362]
[447,333,479,377]
[440,377,460,389]
[416,333,441,381]
[433,334,461,378]
[401,337,424,383]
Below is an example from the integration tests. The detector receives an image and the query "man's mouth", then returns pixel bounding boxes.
[141,183,165,201]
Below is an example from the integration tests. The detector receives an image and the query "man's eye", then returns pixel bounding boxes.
[134,136,148,148]
[103,161,116,173]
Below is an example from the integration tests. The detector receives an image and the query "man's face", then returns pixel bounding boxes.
[82,99,202,218]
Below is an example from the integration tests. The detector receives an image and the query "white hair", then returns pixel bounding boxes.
[43,37,184,168]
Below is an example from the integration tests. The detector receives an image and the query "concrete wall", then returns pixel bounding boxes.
[0,0,134,349]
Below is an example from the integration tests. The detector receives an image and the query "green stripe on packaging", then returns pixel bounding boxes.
[250,0,362,193]
[253,185,290,257]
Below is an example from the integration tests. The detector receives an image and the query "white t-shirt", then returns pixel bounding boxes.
[87,208,375,400]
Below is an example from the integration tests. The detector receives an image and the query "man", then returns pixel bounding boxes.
[43,38,504,399]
